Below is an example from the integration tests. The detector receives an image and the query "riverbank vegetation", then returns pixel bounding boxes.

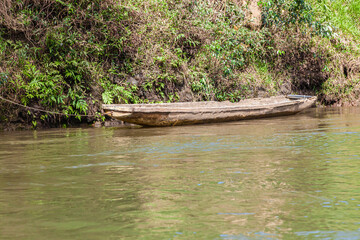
[0,0,359,129]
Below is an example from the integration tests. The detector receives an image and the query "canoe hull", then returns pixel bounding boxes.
[103,96,316,127]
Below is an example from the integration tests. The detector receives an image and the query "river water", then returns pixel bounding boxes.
[1,107,360,239]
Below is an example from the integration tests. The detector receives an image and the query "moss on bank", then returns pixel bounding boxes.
[0,0,359,130]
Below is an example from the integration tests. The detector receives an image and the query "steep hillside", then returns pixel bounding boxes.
[0,0,359,129]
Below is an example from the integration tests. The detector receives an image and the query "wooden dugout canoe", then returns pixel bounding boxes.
[102,95,317,127]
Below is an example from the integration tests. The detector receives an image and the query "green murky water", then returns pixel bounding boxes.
[1,108,360,239]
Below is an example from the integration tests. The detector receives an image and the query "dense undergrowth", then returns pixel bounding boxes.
[0,0,359,129]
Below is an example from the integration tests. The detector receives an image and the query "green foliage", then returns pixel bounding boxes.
[308,0,360,41]
[193,1,267,77]
[20,62,63,106]
[0,0,138,126]
[321,77,360,100]
[260,0,335,37]
[255,61,278,94]
[207,28,268,76]
[101,80,133,104]
[18,61,89,119]
[1,0,360,128]
[190,71,214,100]
[260,0,313,26]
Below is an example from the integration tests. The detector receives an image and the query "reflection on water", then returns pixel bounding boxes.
[1,107,360,239]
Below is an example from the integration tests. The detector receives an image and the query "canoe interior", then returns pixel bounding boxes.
[103,96,310,111]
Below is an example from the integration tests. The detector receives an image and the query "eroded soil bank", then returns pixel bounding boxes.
[0,0,359,130]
